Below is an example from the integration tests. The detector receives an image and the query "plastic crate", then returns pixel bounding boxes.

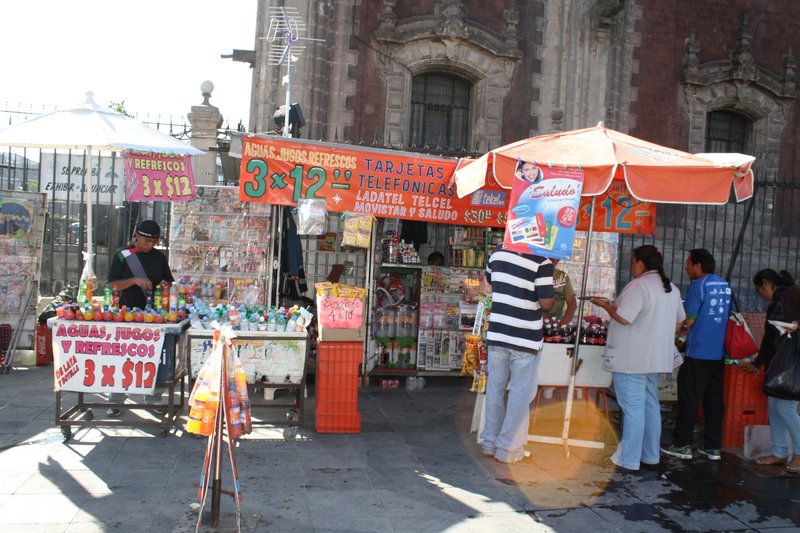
[723,364,767,408]
[315,412,361,433]
[315,341,363,433]
[722,406,769,446]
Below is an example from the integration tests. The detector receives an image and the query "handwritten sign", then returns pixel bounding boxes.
[52,320,168,394]
[124,151,196,202]
[318,297,365,329]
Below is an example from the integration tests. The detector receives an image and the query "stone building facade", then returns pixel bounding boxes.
[250,1,797,173]
[246,0,800,305]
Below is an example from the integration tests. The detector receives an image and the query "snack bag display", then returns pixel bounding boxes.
[341,212,374,248]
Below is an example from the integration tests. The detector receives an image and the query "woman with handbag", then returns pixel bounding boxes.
[749,269,800,473]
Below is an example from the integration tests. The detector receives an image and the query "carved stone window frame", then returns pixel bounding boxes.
[378,41,518,152]
[684,82,786,179]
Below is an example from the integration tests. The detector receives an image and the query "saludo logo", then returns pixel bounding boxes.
[526,179,579,199]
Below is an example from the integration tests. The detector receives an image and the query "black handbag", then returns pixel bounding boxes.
[763,333,800,400]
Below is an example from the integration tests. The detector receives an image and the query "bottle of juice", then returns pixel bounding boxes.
[154,285,162,311]
[103,284,112,307]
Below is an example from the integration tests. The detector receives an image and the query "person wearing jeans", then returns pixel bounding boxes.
[592,245,685,471]
[749,268,800,473]
[479,245,554,464]
[482,346,542,463]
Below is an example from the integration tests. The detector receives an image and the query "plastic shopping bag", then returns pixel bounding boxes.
[725,312,759,360]
[763,333,800,400]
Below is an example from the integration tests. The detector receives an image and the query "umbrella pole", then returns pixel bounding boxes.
[84,146,94,262]
[528,195,606,455]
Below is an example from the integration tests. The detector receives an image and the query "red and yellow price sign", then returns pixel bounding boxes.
[577,181,656,234]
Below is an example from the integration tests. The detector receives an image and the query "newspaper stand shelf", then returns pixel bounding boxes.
[187,328,308,440]
[52,319,190,441]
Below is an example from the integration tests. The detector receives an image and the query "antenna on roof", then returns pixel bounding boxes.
[262,6,322,138]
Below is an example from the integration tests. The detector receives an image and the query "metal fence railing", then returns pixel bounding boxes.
[618,152,799,312]
[0,103,238,297]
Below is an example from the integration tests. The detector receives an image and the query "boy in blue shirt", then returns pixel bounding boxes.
[662,249,731,461]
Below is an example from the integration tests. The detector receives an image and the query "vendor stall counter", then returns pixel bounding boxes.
[52,318,190,441]
[187,328,308,440]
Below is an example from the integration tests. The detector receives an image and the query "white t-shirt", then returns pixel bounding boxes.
[603,271,686,374]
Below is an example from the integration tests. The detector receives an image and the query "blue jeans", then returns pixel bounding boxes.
[611,373,661,470]
[479,345,540,462]
[768,396,800,458]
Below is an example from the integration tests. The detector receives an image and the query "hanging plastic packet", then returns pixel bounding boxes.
[295,198,327,235]
[187,333,224,436]
[341,212,374,248]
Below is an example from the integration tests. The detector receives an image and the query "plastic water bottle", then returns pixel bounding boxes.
[78,279,88,305]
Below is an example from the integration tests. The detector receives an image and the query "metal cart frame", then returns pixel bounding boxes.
[186,329,308,441]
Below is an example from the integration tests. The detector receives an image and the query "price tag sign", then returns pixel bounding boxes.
[52,320,167,394]
[318,297,364,329]
[576,181,656,234]
[124,151,196,202]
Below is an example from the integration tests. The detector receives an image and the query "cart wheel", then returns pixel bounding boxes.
[84,410,94,422]
[283,426,298,441]
[61,426,72,442]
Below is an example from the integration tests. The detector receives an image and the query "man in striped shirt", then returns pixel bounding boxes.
[480,245,554,463]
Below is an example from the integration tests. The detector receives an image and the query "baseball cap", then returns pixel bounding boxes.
[136,220,161,238]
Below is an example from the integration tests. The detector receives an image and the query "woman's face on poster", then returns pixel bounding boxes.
[518,162,540,183]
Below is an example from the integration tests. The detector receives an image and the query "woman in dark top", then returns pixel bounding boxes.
[750,269,800,473]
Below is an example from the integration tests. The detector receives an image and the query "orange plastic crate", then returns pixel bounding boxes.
[315,342,363,433]
[315,412,361,433]
[723,365,767,408]
[721,405,769,446]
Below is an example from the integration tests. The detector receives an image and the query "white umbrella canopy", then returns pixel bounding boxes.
[0,91,203,282]
[0,91,203,154]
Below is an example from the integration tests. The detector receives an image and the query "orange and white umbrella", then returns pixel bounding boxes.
[455,125,755,204]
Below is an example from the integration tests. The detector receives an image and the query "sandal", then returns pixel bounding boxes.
[754,455,787,466]
[785,458,800,474]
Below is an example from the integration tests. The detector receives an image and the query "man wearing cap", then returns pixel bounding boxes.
[106,219,174,416]
[108,220,173,310]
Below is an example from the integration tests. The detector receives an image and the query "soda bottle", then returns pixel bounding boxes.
[226,385,242,439]
[169,283,179,313]
[200,396,219,437]
[154,285,162,311]
[186,386,208,434]
[103,284,112,307]
[77,279,88,305]
[160,284,170,311]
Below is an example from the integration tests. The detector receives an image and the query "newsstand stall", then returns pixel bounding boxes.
[169,185,311,437]
[234,136,623,416]
[455,125,756,454]
[52,316,189,441]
